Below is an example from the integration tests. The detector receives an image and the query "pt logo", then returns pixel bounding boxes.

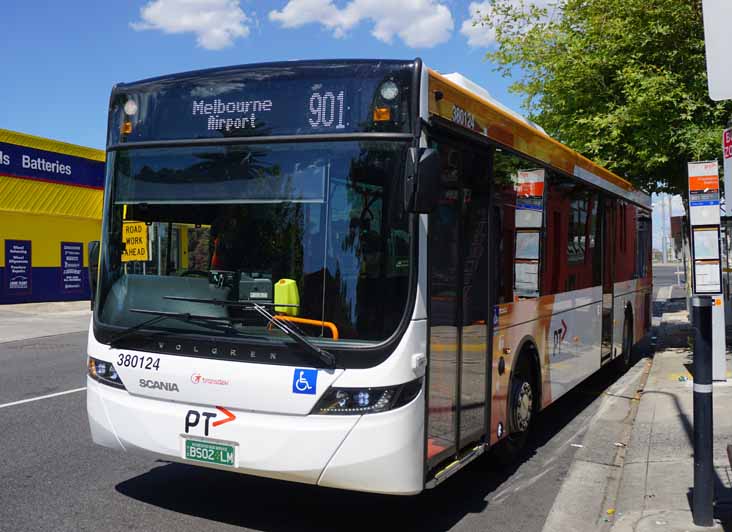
[184,406,236,436]
[552,320,568,357]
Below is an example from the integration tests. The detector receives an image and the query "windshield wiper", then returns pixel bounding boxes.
[162,296,335,368]
[246,302,336,368]
[163,296,299,308]
[107,309,245,347]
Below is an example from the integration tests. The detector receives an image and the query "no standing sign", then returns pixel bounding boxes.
[724,128,732,198]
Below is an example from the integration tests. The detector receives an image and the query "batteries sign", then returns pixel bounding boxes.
[688,161,720,226]
[121,221,149,262]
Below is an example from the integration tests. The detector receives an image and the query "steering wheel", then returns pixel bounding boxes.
[179,270,210,278]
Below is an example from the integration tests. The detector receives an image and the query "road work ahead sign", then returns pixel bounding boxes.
[702,0,732,100]
[121,221,149,262]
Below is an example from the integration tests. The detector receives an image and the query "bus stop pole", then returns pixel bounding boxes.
[692,295,714,527]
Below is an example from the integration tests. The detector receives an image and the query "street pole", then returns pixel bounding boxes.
[661,193,668,263]
[692,295,714,527]
[667,194,673,260]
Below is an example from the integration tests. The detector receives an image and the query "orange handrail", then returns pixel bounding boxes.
[272,315,339,340]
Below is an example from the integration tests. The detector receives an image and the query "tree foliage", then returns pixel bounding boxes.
[474,0,732,196]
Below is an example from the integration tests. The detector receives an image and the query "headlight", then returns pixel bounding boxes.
[379,80,399,101]
[88,356,126,389]
[311,378,422,415]
[123,99,138,116]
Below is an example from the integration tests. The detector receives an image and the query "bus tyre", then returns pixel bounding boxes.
[494,356,536,464]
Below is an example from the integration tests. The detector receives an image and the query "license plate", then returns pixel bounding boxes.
[183,437,237,467]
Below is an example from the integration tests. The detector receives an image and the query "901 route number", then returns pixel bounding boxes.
[117,354,160,371]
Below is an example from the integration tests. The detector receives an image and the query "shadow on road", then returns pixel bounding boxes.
[115,358,640,532]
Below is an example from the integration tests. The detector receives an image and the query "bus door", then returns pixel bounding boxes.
[426,139,491,470]
[601,198,615,362]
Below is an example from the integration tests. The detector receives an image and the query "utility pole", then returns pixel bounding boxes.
[667,194,674,261]
[661,193,668,263]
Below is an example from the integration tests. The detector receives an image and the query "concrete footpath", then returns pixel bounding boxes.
[0,301,91,343]
[611,310,732,531]
[543,304,732,532]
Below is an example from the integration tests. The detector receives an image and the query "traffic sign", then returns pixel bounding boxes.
[724,129,732,201]
[121,221,149,262]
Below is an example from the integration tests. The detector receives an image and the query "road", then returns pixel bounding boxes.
[652,262,685,301]
[0,268,678,532]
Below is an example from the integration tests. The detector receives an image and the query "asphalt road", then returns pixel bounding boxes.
[652,262,684,300]
[0,268,681,532]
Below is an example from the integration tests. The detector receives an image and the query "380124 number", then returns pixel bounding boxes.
[308,90,346,129]
[117,354,161,371]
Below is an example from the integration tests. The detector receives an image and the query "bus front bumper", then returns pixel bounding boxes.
[86,377,425,495]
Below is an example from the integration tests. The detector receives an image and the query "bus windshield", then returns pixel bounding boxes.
[96,140,412,351]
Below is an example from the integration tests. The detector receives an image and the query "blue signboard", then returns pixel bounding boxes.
[0,141,104,189]
[5,240,32,295]
[61,242,84,294]
[292,368,318,395]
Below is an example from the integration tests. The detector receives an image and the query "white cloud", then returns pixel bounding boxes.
[131,0,251,50]
[460,0,553,48]
[460,2,496,47]
[269,0,454,48]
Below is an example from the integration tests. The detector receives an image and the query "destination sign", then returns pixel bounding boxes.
[108,61,415,145]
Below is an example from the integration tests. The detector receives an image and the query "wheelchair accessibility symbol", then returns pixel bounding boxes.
[292,368,317,395]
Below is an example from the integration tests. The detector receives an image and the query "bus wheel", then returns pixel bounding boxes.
[494,356,536,463]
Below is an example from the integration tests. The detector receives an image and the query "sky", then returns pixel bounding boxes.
[1,0,676,248]
[651,193,685,255]
[1,0,521,150]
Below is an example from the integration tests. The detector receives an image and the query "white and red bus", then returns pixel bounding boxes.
[87,59,652,495]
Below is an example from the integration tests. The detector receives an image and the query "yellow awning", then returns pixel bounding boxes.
[0,128,104,162]
[0,175,102,220]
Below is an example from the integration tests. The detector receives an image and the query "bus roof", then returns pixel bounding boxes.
[427,69,651,208]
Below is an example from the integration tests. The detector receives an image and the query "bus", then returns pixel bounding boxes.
[87,59,652,495]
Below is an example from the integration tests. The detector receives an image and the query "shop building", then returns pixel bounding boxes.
[0,128,104,304]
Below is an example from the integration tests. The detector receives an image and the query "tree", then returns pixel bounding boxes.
[472,0,732,197]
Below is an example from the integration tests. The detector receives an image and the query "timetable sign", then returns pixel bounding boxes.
[688,161,720,226]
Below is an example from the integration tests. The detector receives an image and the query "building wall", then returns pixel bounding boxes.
[0,211,102,303]
[0,129,104,304]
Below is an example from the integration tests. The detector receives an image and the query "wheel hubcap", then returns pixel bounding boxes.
[514,381,533,432]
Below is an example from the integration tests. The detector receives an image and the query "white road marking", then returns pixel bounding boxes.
[0,387,86,410]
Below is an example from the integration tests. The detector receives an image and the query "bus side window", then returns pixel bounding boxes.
[542,173,599,296]
[492,149,544,302]
[614,201,636,283]
[634,209,652,279]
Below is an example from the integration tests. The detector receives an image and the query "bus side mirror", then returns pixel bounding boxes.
[405,147,441,214]
[88,241,100,311]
